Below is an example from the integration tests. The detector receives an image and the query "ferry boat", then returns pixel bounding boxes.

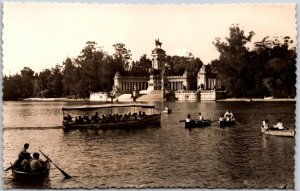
[62,103,161,131]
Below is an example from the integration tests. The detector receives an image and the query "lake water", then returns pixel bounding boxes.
[2,101,295,189]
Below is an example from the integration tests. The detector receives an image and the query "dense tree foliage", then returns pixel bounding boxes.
[211,24,296,98]
[4,40,204,100]
[3,26,296,100]
[165,54,203,89]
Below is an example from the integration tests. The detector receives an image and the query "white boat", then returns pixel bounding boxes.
[264,96,273,100]
[261,127,295,137]
[89,92,109,102]
[162,107,172,114]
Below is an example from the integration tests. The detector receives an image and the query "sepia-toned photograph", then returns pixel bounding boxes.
[2,2,296,189]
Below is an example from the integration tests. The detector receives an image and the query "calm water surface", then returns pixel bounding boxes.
[3,101,295,189]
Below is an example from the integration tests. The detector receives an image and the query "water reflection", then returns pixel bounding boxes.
[3,101,295,189]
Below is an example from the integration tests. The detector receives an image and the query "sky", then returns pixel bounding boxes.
[3,3,297,75]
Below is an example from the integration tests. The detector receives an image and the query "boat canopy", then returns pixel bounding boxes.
[62,103,156,111]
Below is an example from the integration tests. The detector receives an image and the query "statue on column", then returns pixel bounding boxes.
[155,38,162,48]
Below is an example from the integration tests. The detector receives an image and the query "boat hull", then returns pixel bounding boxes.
[185,120,211,128]
[261,127,295,137]
[12,162,50,184]
[163,109,172,114]
[219,120,236,127]
[63,114,161,131]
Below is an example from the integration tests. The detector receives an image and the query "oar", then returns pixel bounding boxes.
[260,127,270,135]
[5,162,14,172]
[179,120,186,122]
[39,150,72,179]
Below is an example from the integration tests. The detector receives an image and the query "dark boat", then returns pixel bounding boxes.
[62,103,161,131]
[11,161,50,184]
[185,120,211,128]
[219,120,236,127]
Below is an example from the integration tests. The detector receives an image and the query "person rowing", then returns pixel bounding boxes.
[186,114,192,122]
[219,115,224,122]
[262,119,269,130]
[224,110,234,121]
[198,113,204,121]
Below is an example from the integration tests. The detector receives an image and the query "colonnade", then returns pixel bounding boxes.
[205,78,216,90]
[169,81,183,91]
[120,81,148,91]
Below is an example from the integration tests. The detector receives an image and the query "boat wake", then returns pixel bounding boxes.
[3,126,63,130]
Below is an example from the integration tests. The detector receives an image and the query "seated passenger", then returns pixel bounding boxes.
[228,110,234,119]
[273,119,284,130]
[21,153,32,171]
[262,119,269,130]
[142,112,146,117]
[224,110,230,118]
[78,116,84,124]
[119,114,125,122]
[186,114,192,122]
[30,152,47,172]
[18,143,30,161]
[75,117,78,123]
[83,115,90,123]
[225,116,230,121]
[138,111,143,117]
[198,113,204,121]
[219,115,224,122]
[63,115,68,121]
[91,112,100,123]
[123,114,128,121]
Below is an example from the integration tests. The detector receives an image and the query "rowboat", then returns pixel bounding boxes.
[219,120,236,127]
[163,108,172,114]
[62,103,161,131]
[261,127,295,137]
[11,161,50,184]
[185,120,211,128]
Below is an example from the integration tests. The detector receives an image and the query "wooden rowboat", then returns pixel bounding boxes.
[185,120,211,128]
[261,127,295,137]
[12,161,50,184]
[163,108,172,114]
[219,120,236,127]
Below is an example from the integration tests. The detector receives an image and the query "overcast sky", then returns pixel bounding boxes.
[3,3,296,75]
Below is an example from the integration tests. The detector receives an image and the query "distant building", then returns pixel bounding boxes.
[113,40,221,101]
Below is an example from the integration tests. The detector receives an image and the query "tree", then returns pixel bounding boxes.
[254,36,296,97]
[20,67,35,98]
[113,43,132,71]
[62,58,79,97]
[212,24,255,97]
[48,65,63,97]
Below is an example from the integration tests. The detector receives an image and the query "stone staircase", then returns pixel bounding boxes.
[136,90,163,102]
[114,94,133,102]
